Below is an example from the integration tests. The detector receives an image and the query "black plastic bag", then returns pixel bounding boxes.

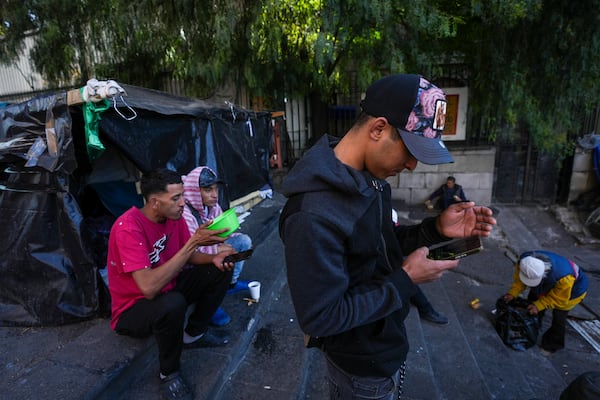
[0,168,99,326]
[560,371,600,400]
[495,297,540,351]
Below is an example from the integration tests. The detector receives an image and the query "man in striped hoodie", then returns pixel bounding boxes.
[182,166,254,326]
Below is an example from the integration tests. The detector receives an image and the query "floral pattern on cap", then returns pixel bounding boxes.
[404,78,446,139]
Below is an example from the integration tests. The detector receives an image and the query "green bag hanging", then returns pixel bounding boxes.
[81,87,110,162]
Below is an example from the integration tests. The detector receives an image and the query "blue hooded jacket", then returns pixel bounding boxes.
[521,250,588,300]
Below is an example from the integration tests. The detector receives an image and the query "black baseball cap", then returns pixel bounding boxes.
[360,74,454,165]
[198,167,224,187]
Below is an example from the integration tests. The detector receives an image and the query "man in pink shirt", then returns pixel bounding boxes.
[107,168,236,400]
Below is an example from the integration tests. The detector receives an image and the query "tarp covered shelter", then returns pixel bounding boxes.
[0,84,274,326]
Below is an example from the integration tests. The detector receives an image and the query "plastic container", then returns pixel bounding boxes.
[207,208,240,237]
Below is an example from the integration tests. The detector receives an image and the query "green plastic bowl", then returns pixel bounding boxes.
[207,208,240,237]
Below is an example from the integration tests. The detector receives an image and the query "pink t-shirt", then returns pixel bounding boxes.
[107,207,191,329]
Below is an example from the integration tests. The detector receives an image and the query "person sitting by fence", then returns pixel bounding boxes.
[425,176,467,210]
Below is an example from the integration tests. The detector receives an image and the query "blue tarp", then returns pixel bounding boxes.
[594,145,600,184]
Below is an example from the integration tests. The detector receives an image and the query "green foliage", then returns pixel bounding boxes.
[454,0,600,158]
[245,0,462,99]
[1,0,600,158]
[0,1,40,62]
[1,0,252,94]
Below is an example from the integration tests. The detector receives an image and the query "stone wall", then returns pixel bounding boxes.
[568,146,599,204]
[388,147,496,206]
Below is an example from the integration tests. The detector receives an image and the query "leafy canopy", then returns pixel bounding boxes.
[2,0,600,157]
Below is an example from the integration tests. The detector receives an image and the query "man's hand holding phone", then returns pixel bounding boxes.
[427,236,483,260]
[403,237,483,284]
[213,249,236,272]
[402,247,459,284]
[223,248,254,264]
[213,248,254,272]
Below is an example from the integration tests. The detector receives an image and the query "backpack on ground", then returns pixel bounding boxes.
[494,297,540,351]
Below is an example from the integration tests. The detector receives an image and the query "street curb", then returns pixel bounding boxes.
[205,258,288,399]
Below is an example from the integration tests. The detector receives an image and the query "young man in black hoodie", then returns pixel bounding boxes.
[279,74,496,399]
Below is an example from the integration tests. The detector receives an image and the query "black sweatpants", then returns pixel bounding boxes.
[115,265,232,375]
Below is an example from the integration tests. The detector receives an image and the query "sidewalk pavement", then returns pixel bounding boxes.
[2,195,600,400]
[397,202,600,399]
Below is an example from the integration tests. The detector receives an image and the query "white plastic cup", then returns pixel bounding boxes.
[248,281,261,301]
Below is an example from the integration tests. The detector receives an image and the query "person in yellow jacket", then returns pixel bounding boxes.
[503,250,588,353]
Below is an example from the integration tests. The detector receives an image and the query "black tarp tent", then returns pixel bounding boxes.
[0,84,274,326]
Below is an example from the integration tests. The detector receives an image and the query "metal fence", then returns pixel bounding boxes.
[583,106,600,136]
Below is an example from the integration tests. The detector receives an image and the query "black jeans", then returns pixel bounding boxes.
[115,265,231,375]
[539,308,569,351]
[527,291,569,351]
[410,286,433,313]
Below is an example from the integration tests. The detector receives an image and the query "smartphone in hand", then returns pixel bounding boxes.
[427,237,483,260]
[223,248,254,263]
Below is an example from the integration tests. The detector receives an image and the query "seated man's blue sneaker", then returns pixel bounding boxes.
[226,280,251,295]
[209,307,231,327]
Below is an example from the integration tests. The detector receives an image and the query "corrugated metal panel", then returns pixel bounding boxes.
[0,35,47,97]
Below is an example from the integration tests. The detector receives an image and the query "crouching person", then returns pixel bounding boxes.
[107,168,235,399]
[503,250,588,354]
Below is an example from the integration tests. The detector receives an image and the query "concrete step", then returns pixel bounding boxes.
[437,264,565,399]
[403,300,440,400]
[210,209,586,400]
[414,280,492,399]
[214,280,328,400]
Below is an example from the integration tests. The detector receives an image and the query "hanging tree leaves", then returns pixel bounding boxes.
[2,0,600,157]
[438,0,600,157]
